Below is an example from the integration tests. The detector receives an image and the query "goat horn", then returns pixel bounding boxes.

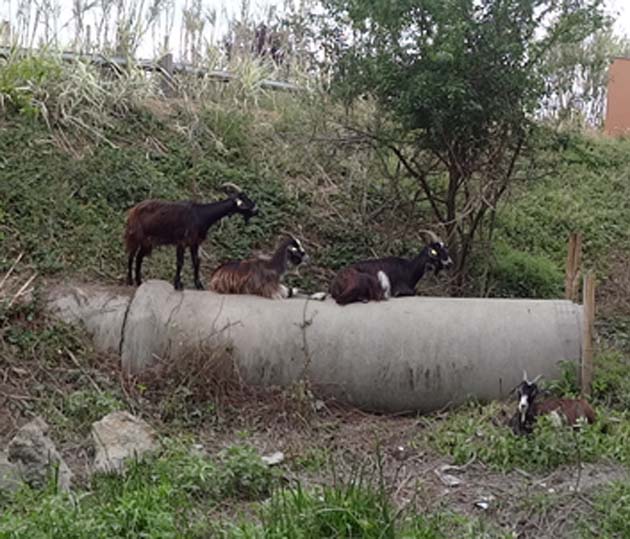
[418,229,441,243]
[220,182,243,194]
[523,369,528,382]
[278,229,297,241]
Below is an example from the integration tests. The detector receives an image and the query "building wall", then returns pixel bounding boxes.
[605,58,630,137]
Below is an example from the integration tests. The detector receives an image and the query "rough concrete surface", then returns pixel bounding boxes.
[46,279,584,414]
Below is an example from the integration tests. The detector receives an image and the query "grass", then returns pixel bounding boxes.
[422,343,630,473]
[489,131,630,299]
[206,462,509,539]
[578,481,630,538]
[423,401,630,472]
[0,438,514,539]
[0,440,279,538]
[2,54,630,306]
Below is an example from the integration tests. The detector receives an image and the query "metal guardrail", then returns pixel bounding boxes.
[0,46,302,93]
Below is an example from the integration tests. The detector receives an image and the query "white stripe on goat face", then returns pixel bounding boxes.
[518,394,529,421]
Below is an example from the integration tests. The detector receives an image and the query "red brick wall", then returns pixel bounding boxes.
[605,58,630,136]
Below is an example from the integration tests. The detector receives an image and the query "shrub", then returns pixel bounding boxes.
[485,243,563,298]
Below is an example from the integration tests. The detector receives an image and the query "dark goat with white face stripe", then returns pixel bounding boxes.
[330,230,453,305]
[510,370,597,436]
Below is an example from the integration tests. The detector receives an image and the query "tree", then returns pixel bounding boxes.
[319,0,607,286]
[541,25,630,127]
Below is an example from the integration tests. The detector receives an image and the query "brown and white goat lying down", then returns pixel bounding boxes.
[509,371,597,436]
[209,235,326,300]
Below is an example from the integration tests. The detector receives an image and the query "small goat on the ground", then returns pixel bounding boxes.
[124,183,258,291]
[509,371,597,436]
[329,230,453,305]
[209,234,325,300]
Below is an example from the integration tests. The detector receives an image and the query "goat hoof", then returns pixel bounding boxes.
[194,281,205,290]
[173,281,184,291]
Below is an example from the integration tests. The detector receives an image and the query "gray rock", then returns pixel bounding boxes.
[0,451,21,494]
[7,417,73,491]
[92,411,157,473]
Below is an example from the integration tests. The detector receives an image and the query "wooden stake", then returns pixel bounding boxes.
[158,53,176,98]
[581,272,595,397]
[565,232,582,301]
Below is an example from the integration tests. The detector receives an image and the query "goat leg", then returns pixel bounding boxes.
[190,245,204,290]
[393,285,416,297]
[173,245,185,291]
[134,247,146,287]
[127,250,136,286]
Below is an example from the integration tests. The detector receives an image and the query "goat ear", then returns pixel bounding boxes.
[532,374,543,384]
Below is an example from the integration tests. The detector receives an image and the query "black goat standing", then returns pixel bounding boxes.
[124,183,258,291]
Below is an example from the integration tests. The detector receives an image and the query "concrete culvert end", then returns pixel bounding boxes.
[45,279,583,414]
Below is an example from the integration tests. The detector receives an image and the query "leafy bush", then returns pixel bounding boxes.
[484,243,563,298]
[0,55,62,117]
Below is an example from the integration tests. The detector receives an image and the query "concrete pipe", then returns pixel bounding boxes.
[47,280,583,414]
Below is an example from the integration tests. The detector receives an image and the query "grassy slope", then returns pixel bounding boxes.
[2,98,630,307]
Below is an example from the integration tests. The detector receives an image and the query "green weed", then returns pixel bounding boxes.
[214,465,508,539]
[578,481,630,538]
[61,390,125,432]
[483,242,563,298]
[424,401,630,472]
[217,444,277,500]
[0,441,277,538]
